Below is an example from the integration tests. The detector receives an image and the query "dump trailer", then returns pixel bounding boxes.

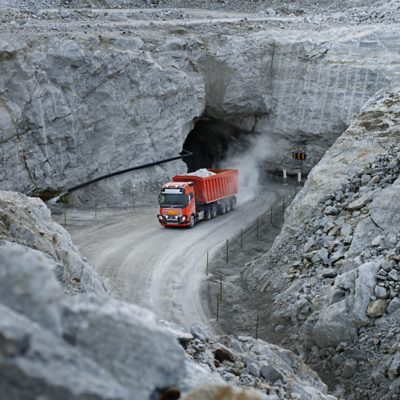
[157,168,238,228]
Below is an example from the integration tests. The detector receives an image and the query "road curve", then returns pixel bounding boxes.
[67,181,286,332]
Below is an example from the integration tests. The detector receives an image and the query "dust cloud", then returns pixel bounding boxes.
[221,134,277,204]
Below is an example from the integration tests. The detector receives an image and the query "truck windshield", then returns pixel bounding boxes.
[159,194,186,207]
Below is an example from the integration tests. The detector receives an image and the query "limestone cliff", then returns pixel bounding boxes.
[1,12,400,205]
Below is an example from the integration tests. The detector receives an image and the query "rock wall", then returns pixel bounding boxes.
[246,86,400,399]
[1,14,400,205]
[0,190,108,294]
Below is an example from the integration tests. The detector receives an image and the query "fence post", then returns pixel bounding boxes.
[255,312,259,340]
[216,294,220,321]
[226,239,229,264]
[283,169,288,186]
[219,274,223,301]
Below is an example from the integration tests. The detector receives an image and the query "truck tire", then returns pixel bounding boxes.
[188,214,195,228]
[220,202,227,215]
[205,208,211,220]
[226,201,231,213]
[230,197,236,210]
[212,205,217,218]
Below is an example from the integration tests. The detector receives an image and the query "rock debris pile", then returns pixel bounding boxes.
[188,168,216,177]
[166,323,335,400]
[247,87,400,400]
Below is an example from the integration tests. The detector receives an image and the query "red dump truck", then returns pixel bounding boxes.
[157,168,238,228]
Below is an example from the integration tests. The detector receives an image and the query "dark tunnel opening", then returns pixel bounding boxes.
[182,117,253,172]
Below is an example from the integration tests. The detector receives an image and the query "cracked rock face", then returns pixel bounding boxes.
[1,12,400,205]
[246,86,400,399]
[0,190,109,294]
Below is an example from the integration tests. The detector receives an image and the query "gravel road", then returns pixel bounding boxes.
[62,179,289,332]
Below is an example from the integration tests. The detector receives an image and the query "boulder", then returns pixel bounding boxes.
[313,300,357,347]
[260,364,284,383]
[62,295,187,399]
[214,345,235,363]
[388,353,400,380]
[374,286,388,299]
[367,300,387,318]
[370,181,400,234]
[0,241,63,335]
[0,304,130,400]
[387,297,400,314]
[342,359,357,378]
[181,385,263,400]
[0,191,109,295]
[346,192,374,211]
[352,262,379,326]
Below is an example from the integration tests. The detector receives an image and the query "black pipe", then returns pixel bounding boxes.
[67,150,193,193]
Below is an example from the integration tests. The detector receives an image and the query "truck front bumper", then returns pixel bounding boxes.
[157,215,189,227]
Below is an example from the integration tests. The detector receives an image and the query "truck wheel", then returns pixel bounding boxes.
[226,201,231,213]
[205,208,211,220]
[188,214,195,228]
[212,205,217,218]
[230,197,236,210]
[220,202,226,215]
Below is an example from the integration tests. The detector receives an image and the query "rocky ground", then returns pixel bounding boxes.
[0,190,335,399]
[241,87,400,399]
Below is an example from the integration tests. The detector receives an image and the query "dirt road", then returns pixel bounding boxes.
[63,180,290,332]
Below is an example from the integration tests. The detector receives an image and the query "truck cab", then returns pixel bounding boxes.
[157,182,196,227]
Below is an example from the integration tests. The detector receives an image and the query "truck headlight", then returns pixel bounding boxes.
[182,216,186,222]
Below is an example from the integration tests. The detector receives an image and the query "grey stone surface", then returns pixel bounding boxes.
[0,191,109,295]
[367,299,387,318]
[374,286,388,299]
[312,299,357,348]
[0,241,63,335]
[342,359,357,379]
[62,294,187,399]
[387,297,400,314]
[388,353,400,380]
[353,262,379,327]
[0,232,227,399]
[0,304,131,400]
[260,364,283,383]
[370,180,400,234]
[346,192,374,211]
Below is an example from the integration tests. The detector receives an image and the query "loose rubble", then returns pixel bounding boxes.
[188,168,216,177]
[246,87,400,399]
[164,322,335,400]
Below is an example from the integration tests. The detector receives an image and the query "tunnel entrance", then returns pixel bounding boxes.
[182,117,253,172]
